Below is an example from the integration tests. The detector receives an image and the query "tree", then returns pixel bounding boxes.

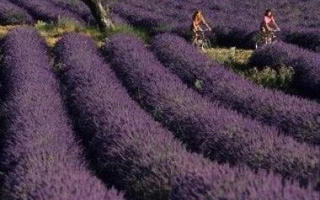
[80,0,114,32]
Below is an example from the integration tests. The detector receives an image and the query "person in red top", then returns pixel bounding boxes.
[191,10,211,40]
[260,9,280,43]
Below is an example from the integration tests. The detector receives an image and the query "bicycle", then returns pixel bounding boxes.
[255,28,281,49]
[192,28,211,51]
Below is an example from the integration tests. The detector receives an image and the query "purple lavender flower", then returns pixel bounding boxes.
[8,0,85,24]
[56,32,319,199]
[0,0,34,25]
[151,33,320,146]
[105,34,320,189]
[249,41,320,100]
[0,27,123,200]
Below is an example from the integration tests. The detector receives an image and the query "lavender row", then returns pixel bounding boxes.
[151,34,320,145]
[8,0,85,24]
[47,0,94,24]
[116,0,319,29]
[0,0,34,25]
[112,2,169,34]
[249,42,320,99]
[49,0,128,26]
[109,2,252,48]
[282,28,320,52]
[105,34,320,188]
[0,27,122,200]
[54,33,318,200]
[112,0,319,49]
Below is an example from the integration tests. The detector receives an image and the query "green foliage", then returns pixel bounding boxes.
[205,47,295,92]
[206,47,252,65]
[34,20,93,46]
[33,20,150,46]
[194,79,203,90]
[7,12,27,24]
[242,65,295,91]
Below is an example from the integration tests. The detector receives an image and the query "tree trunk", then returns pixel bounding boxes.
[80,0,114,32]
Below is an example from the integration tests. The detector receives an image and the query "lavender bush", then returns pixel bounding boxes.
[105,34,320,188]
[8,0,85,24]
[283,28,320,52]
[249,42,320,99]
[55,33,319,199]
[151,34,320,145]
[0,0,34,25]
[112,2,169,34]
[48,0,94,24]
[0,27,123,200]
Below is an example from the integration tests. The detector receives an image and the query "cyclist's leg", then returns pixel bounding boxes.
[261,26,269,44]
[192,28,198,45]
[203,38,211,49]
[256,25,264,49]
[263,24,275,44]
[191,33,196,45]
[201,33,211,50]
[265,29,273,44]
[193,30,202,47]
[258,25,266,45]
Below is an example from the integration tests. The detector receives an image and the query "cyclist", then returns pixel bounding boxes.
[191,10,211,42]
[260,9,280,44]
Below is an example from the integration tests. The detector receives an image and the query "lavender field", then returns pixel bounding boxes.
[0,0,319,199]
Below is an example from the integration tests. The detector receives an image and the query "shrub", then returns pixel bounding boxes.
[105,34,320,189]
[0,27,122,200]
[0,0,34,25]
[8,0,85,24]
[55,33,319,199]
[249,42,320,100]
[152,33,320,145]
[283,28,320,52]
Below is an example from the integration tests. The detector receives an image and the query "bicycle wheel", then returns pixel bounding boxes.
[254,32,266,49]
[192,37,201,48]
[202,39,211,49]
[191,36,196,46]
[255,37,266,49]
